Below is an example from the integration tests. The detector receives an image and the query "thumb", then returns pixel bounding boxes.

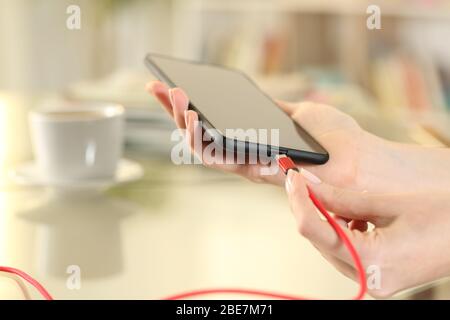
[285,170,347,252]
[277,101,361,150]
[298,168,390,223]
[285,169,365,263]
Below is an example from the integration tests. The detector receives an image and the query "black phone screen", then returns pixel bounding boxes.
[145,54,328,161]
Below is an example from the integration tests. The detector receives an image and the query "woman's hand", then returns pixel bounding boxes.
[145,80,379,187]
[285,168,450,298]
[146,80,450,297]
[145,80,450,193]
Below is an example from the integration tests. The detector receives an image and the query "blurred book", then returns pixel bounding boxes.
[371,52,448,112]
[437,65,450,110]
[202,19,291,76]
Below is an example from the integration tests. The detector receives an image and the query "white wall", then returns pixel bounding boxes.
[0,0,174,92]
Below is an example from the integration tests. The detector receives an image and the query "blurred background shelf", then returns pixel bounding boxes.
[173,0,450,146]
[199,0,450,19]
[1,0,450,148]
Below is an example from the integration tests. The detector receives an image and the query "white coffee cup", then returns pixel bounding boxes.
[29,103,125,183]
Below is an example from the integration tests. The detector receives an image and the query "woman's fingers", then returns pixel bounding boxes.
[277,101,361,152]
[146,81,173,117]
[349,220,369,232]
[147,88,306,184]
[332,213,349,229]
[320,252,357,282]
[275,99,298,117]
[285,169,364,260]
[185,110,200,153]
[300,168,397,224]
[169,88,189,129]
[284,168,386,270]
[146,81,190,129]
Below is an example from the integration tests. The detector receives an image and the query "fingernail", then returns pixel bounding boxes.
[300,168,321,184]
[336,218,348,229]
[285,169,297,193]
[184,110,189,127]
[168,88,175,106]
[145,82,153,92]
[150,81,164,94]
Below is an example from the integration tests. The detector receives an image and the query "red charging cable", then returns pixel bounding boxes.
[164,156,367,300]
[0,156,366,300]
[164,185,366,300]
[0,266,53,300]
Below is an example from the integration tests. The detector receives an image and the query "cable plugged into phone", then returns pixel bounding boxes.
[0,155,366,300]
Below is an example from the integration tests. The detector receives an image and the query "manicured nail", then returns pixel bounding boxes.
[285,169,297,193]
[169,88,189,109]
[335,218,348,229]
[145,82,153,92]
[149,81,165,94]
[168,88,175,106]
[300,168,321,184]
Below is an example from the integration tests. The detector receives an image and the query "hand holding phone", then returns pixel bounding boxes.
[145,54,328,164]
[145,54,370,188]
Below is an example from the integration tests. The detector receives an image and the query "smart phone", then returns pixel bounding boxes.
[144,53,329,164]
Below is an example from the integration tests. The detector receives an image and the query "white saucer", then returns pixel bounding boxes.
[10,159,144,189]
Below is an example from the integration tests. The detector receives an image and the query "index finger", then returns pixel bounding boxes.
[146,80,173,117]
